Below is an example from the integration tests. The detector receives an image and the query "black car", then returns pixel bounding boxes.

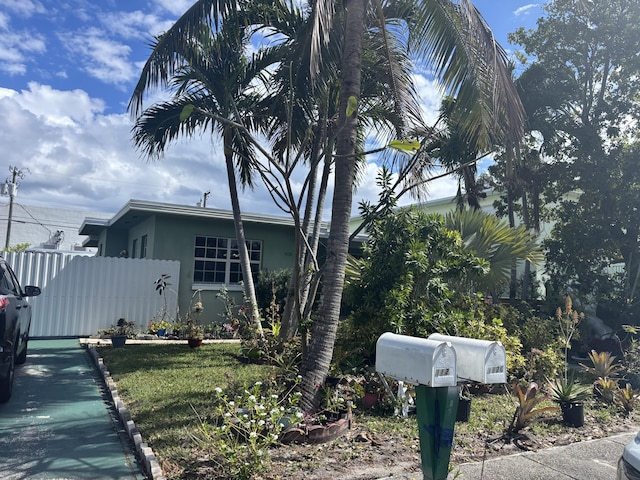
[0,257,41,403]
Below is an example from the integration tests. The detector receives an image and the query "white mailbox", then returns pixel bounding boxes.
[428,333,507,384]
[376,332,457,387]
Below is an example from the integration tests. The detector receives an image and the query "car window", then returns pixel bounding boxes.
[0,264,19,296]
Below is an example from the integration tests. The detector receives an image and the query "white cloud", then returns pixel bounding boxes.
[514,4,539,16]
[60,28,136,85]
[0,30,46,76]
[1,0,46,17]
[153,0,196,17]
[102,10,175,40]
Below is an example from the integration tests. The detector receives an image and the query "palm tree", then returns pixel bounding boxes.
[444,208,544,298]
[128,11,280,336]
[298,0,525,410]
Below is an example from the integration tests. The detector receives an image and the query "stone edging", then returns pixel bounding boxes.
[85,344,166,480]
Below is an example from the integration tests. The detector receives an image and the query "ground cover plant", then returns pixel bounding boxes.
[98,342,640,480]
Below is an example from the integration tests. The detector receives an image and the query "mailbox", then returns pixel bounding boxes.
[376,332,457,387]
[428,333,507,384]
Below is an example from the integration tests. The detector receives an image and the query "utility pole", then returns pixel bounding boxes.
[203,191,211,208]
[3,166,27,250]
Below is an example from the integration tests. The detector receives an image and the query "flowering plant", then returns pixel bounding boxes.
[147,319,172,334]
[195,380,302,479]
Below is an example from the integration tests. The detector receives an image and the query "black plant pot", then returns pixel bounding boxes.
[456,397,472,422]
[560,401,584,428]
[110,335,127,348]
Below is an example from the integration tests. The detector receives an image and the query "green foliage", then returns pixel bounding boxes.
[507,382,558,435]
[581,350,622,380]
[341,205,486,358]
[525,347,563,385]
[616,383,640,415]
[255,269,290,320]
[548,370,591,403]
[3,243,30,253]
[195,380,302,480]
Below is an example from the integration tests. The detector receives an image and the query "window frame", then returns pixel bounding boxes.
[192,235,262,289]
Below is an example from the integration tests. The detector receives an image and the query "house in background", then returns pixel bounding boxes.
[79,200,301,323]
[0,202,109,253]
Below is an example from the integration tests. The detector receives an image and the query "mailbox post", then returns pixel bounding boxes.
[376,333,458,480]
[376,332,507,480]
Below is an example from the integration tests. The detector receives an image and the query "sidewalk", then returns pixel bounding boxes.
[0,339,145,480]
[384,430,634,480]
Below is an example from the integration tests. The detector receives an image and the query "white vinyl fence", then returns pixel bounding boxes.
[5,252,180,337]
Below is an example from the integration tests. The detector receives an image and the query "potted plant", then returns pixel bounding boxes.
[184,322,204,348]
[110,318,136,348]
[456,384,472,422]
[361,370,383,408]
[148,319,172,337]
[548,370,591,427]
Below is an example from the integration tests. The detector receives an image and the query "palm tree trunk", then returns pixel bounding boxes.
[280,107,328,341]
[224,127,264,337]
[299,0,366,411]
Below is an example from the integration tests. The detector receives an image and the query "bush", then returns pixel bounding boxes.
[195,380,301,480]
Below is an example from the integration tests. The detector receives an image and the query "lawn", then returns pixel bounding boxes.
[98,342,640,479]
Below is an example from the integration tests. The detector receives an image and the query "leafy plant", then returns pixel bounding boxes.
[594,377,618,404]
[114,318,136,338]
[616,383,640,414]
[194,380,302,479]
[507,382,558,435]
[548,370,591,403]
[580,350,622,380]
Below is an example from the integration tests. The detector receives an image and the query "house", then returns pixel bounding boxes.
[0,202,108,253]
[79,200,300,323]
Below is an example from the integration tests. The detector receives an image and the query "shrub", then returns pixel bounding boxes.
[195,380,301,480]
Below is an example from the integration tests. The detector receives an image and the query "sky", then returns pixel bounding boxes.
[0,0,545,220]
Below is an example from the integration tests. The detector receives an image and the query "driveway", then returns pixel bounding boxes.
[0,339,145,479]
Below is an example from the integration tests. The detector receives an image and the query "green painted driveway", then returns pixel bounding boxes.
[0,339,145,479]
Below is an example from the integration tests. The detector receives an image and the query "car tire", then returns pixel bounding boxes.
[0,349,15,403]
[15,335,28,365]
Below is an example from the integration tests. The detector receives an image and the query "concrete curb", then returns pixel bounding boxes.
[85,343,166,480]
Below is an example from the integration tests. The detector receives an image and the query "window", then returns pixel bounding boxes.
[131,239,138,259]
[193,235,261,285]
[140,235,147,259]
[0,264,19,296]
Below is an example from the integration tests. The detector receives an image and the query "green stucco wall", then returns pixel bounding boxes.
[146,214,296,323]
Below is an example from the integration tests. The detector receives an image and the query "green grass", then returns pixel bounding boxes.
[98,343,275,471]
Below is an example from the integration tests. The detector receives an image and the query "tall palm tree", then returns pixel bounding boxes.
[128,11,281,336]
[298,0,525,410]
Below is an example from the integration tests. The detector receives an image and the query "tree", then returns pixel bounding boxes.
[509,0,640,316]
[444,208,544,298]
[298,0,525,410]
[129,8,278,336]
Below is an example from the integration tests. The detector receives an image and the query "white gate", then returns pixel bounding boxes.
[4,252,180,337]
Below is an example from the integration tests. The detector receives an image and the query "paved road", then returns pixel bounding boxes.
[0,339,145,480]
